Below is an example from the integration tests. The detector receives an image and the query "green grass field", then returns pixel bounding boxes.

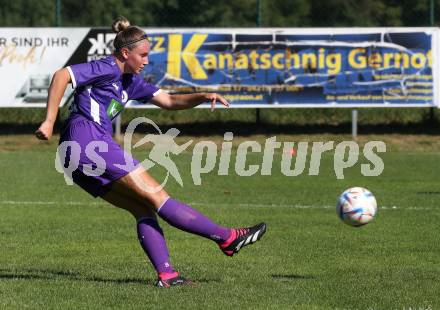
[0,134,439,309]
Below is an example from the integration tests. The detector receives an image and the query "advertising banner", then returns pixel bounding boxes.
[0,28,89,107]
[0,28,438,108]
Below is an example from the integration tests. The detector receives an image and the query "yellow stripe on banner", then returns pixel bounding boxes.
[167,34,182,79]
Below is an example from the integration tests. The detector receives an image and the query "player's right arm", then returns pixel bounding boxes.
[35,68,71,140]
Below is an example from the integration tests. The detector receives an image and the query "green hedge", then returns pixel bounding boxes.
[0,107,438,130]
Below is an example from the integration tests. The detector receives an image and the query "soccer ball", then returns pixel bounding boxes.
[336,187,377,227]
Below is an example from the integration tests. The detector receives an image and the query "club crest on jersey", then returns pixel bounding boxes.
[107,98,124,119]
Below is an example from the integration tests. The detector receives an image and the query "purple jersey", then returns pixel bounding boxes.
[66,55,161,133]
[58,55,160,197]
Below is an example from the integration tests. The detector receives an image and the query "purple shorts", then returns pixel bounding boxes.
[59,117,139,197]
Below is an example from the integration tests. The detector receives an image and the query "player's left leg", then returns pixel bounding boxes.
[101,189,191,286]
[107,166,267,257]
[106,166,232,243]
[157,198,267,256]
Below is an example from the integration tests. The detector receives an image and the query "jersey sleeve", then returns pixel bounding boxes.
[67,60,118,89]
[127,76,162,102]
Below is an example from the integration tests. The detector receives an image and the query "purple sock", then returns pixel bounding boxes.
[137,218,175,274]
[158,198,231,242]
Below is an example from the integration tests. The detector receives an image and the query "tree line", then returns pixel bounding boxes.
[0,0,436,28]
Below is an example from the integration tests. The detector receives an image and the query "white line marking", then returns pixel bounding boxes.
[0,200,438,210]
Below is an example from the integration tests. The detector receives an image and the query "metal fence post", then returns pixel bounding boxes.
[352,109,358,139]
[55,0,61,26]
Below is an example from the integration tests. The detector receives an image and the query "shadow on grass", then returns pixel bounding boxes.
[416,191,440,195]
[271,274,314,281]
[0,268,222,286]
[0,268,148,286]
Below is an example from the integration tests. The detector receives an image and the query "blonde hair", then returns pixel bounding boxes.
[111,16,148,53]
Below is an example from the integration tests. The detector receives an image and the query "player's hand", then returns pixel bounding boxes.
[35,120,54,140]
[206,93,230,112]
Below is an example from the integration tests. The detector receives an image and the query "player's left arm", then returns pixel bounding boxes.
[151,92,230,111]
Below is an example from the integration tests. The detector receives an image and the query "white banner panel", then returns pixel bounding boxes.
[0,28,89,107]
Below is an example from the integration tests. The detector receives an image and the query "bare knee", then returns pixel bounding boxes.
[143,190,169,210]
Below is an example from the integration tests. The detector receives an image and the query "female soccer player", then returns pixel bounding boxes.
[35,17,266,287]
